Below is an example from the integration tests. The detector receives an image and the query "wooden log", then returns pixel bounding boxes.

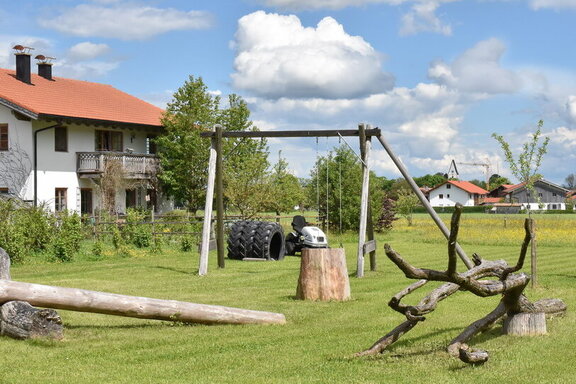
[503,312,546,336]
[0,280,286,325]
[0,301,63,340]
[296,248,351,301]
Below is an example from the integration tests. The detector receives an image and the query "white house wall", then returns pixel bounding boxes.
[429,185,474,207]
[1,104,167,213]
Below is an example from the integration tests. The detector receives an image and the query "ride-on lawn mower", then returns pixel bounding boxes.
[285,215,328,256]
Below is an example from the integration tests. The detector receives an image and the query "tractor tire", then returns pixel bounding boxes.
[227,220,250,260]
[251,222,286,260]
[239,221,260,259]
[285,232,297,256]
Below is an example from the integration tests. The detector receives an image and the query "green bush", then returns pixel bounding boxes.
[52,211,83,262]
[125,208,152,248]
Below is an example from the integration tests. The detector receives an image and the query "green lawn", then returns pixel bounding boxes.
[2,214,575,383]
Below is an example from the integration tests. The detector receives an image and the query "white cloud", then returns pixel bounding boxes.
[428,38,522,94]
[231,11,394,99]
[55,60,119,80]
[549,126,576,149]
[400,2,452,36]
[530,0,576,10]
[257,0,458,11]
[67,42,110,62]
[39,3,213,40]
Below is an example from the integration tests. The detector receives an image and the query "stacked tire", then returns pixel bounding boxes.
[227,221,285,261]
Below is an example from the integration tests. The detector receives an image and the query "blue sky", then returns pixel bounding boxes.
[1,0,575,186]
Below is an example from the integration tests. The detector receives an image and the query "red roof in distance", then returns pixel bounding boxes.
[430,180,489,194]
[0,68,163,127]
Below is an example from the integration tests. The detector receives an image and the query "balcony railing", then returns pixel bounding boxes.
[77,152,159,179]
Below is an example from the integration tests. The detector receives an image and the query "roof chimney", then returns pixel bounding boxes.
[35,55,55,81]
[13,45,34,84]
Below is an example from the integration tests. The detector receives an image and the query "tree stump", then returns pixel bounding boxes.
[0,247,64,340]
[0,301,63,340]
[296,248,351,301]
[503,312,547,336]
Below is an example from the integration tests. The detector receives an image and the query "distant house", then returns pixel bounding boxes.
[502,179,569,211]
[428,180,488,207]
[487,184,514,198]
[0,45,170,214]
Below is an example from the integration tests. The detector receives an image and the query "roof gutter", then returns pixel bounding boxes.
[0,97,38,120]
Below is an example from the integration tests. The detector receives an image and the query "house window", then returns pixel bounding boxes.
[0,124,8,151]
[126,189,137,209]
[439,194,444,199]
[552,192,557,197]
[55,126,68,152]
[539,193,543,198]
[146,134,157,155]
[447,194,450,198]
[446,184,451,189]
[95,130,123,152]
[55,188,67,212]
[80,189,93,215]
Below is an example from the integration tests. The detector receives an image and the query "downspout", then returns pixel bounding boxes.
[33,124,61,207]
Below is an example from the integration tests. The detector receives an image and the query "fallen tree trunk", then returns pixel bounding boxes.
[0,280,286,325]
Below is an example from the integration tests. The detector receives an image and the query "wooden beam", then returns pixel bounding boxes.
[200,128,381,139]
[199,126,218,276]
[356,123,372,278]
[374,134,474,269]
[215,125,225,269]
[0,280,286,325]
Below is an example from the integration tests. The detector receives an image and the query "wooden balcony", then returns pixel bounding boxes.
[76,152,159,179]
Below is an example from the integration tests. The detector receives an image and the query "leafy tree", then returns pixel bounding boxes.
[414,173,446,188]
[492,120,549,208]
[156,76,219,212]
[396,189,420,226]
[265,154,304,215]
[564,173,576,190]
[468,179,486,190]
[157,77,268,213]
[492,120,550,287]
[307,145,384,231]
[489,174,512,190]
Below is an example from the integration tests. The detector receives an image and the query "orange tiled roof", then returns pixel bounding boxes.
[430,180,489,194]
[448,180,489,194]
[0,68,163,127]
[481,197,502,204]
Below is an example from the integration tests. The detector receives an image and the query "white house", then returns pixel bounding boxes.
[429,180,488,207]
[0,46,171,214]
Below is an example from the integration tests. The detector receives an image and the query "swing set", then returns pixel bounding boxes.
[198,123,474,276]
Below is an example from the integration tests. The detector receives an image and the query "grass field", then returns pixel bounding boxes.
[2,213,575,383]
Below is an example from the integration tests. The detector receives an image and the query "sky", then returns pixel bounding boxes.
[1,0,575,187]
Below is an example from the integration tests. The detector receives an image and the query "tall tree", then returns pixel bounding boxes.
[156,77,268,213]
[156,76,220,212]
[307,145,384,232]
[489,174,512,190]
[564,173,576,190]
[266,154,304,215]
[492,120,550,287]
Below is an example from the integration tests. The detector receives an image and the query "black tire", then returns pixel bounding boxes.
[251,222,285,260]
[239,221,260,259]
[285,232,297,256]
[227,220,249,260]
